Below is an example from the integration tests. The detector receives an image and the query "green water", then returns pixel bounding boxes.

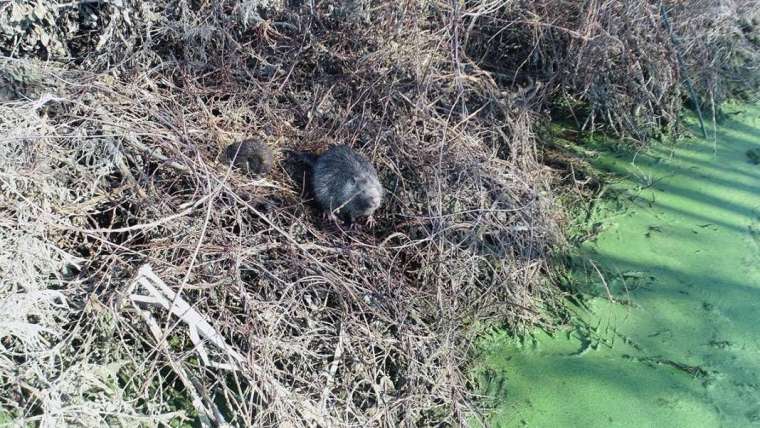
[480,104,760,427]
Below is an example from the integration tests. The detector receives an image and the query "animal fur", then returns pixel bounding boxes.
[225,140,273,175]
[294,145,383,226]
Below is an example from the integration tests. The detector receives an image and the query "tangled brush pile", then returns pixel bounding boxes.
[0,0,756,425]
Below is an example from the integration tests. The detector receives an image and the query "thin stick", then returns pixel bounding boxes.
[589,259,614,303]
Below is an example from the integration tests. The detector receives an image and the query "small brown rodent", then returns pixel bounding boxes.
[225,140,273,176]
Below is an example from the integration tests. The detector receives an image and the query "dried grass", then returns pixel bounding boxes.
[0,0,757,426]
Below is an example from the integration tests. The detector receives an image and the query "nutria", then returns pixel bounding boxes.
[225,140,273,175]
[292,144,383,227]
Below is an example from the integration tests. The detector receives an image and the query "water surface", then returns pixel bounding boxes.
[480,104,760,427]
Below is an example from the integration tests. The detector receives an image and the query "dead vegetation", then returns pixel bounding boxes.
[0,0,757,426]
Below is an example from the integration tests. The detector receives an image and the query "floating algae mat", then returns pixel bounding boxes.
[479,104,760,427]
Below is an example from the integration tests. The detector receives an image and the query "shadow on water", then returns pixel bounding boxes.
[477,104,760,428]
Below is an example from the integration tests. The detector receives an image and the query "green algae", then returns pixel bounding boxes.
[478,104,760,427]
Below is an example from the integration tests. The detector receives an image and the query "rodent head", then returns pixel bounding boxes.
[353,177,383,216]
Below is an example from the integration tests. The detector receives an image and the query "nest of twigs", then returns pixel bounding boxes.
[0,0,757,426]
